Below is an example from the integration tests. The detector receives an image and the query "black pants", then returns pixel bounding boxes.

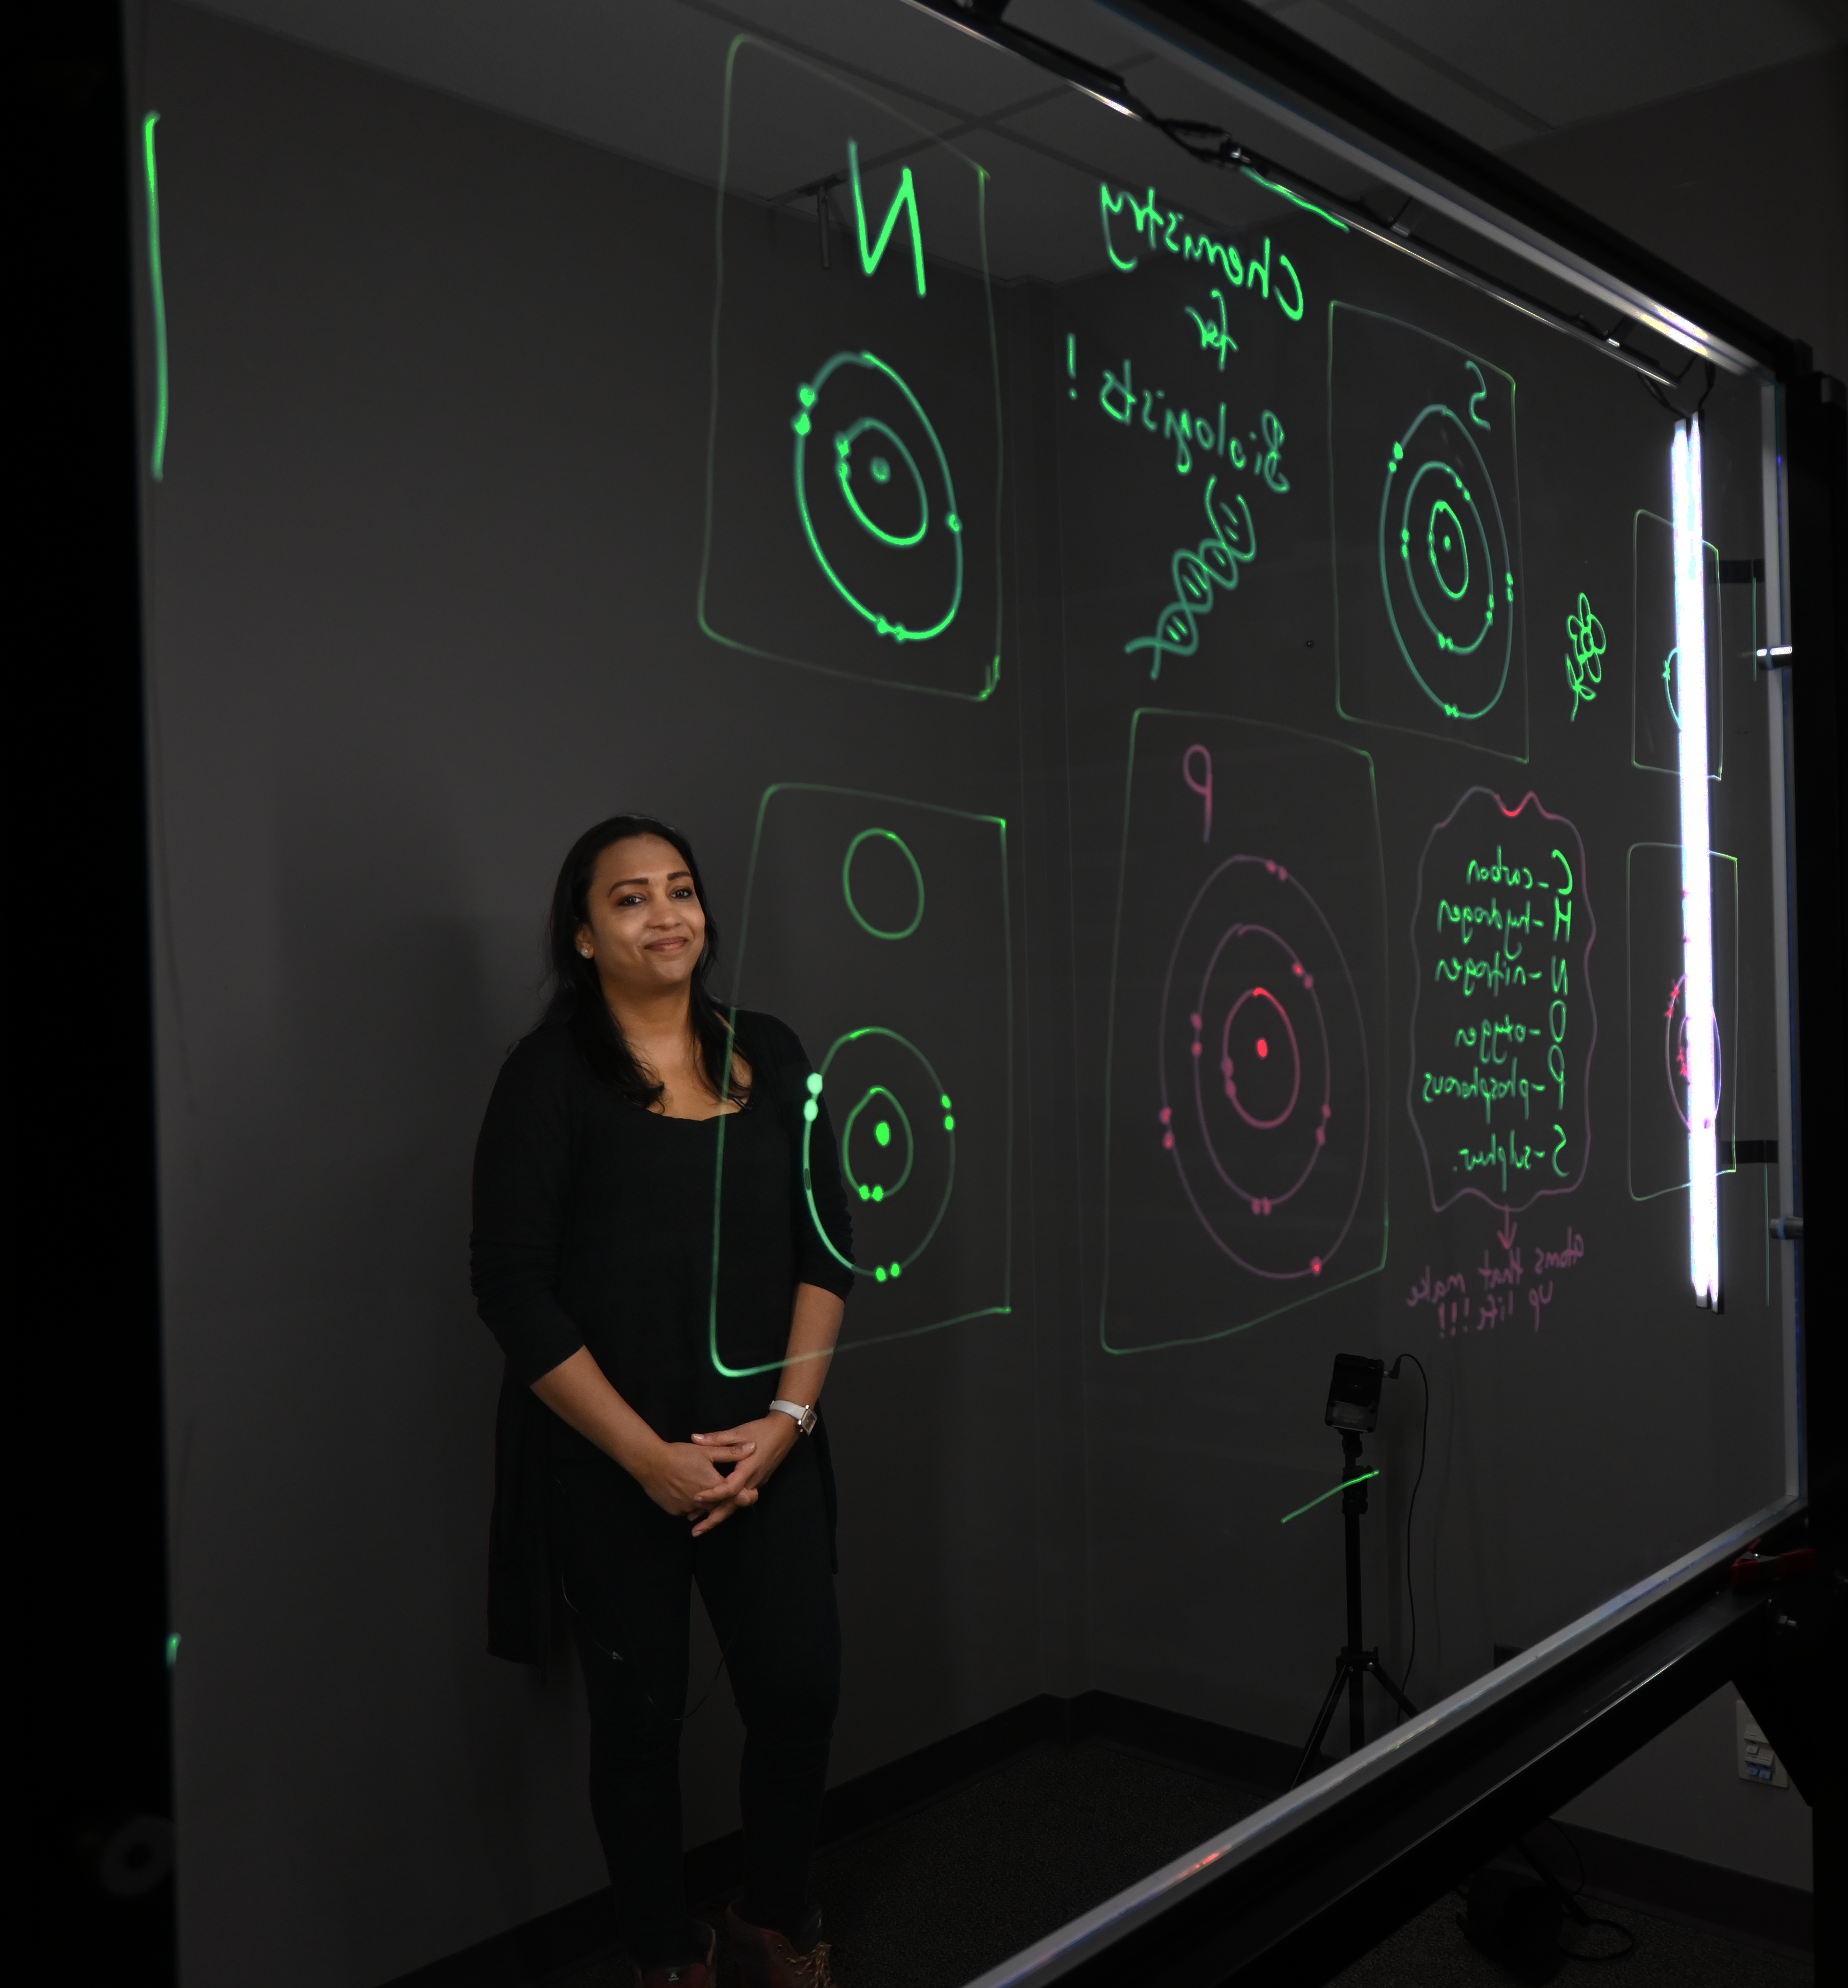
[549,1436,840,1969]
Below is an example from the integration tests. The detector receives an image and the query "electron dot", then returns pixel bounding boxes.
[871,456,891,483]
[872,1184,884,1202]
[806,1073,823,1095]
[802,1100,818,1123]
[875,1120,891,1147]
[939,1094,951,1108]
[942,1115,955,1131]
[889,1262,903,1278]
[1256,1037,1269,1059]
[857,1184,870,1201]
[875,1267,888,1283]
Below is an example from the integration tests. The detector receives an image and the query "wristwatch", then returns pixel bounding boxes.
[768,1398,818,1435]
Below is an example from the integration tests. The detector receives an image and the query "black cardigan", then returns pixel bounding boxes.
[471,1009,853,1662]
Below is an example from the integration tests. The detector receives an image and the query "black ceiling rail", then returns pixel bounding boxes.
[902,0,1811,387]
[1112,0,1816,383]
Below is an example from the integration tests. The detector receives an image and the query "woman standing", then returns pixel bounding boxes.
[471,815,851,1988]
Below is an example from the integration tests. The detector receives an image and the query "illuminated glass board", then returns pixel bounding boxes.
[132,4,1801,1977]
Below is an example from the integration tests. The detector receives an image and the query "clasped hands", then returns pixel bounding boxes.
[641,1413,798,1536]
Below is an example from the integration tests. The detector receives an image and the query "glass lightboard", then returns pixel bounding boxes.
[134,3,1800,1983]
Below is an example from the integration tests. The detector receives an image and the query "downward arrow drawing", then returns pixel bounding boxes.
[1497,1205,1519,1252]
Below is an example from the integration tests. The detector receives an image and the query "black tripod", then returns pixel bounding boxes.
[1290,1429,1418,1788]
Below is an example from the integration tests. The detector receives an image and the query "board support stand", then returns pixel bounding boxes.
[1290,1430,1419,1789]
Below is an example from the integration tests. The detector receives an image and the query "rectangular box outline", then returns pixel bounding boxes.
[1099,707,1389,1356]
[1626,841,1740,1203]
[695,34,1005,705]
[1631,508,1724,780]
[712,780,1015,1375]
[1327,300,1531,765]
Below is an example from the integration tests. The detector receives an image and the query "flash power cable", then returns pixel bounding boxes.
[1386,1353,1429,1715]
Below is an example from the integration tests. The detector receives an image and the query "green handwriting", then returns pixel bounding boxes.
[1098,182,1304,323]
[1184,289,1238,370]
[1434,955,1541,997]
[849,140,925,298]
[1123,473,1256,681]
[1422,1062,1553,1123]
[1099,358,1287,488]
[1565,592,1605,720]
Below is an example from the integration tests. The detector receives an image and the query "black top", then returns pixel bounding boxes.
[471,1008,854,1660]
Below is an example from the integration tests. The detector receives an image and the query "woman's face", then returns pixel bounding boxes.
[577,834,707,998]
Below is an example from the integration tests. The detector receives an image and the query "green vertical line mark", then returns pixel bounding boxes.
[1280,1469,1378,1524]
[142,111,169,483]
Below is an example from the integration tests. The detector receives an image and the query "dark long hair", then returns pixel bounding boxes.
[539,814,746,1110]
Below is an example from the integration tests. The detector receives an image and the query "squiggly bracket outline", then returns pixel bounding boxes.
[1406,786,1596,1215]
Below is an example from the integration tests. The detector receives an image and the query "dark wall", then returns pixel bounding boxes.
[1507,48,1848,386]
[139,12,1054,1984]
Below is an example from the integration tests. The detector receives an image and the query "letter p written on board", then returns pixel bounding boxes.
[1183,744,1213,841]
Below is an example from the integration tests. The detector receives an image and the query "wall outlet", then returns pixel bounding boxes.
[1736,1699,1789,1787]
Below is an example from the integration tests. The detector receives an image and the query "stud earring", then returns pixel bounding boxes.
[579,947,593,959]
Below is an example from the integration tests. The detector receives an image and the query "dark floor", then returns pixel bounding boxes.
[550,1739,1812,1988]
[805,1740,1268,1987]
[1327,1890,1812,1988]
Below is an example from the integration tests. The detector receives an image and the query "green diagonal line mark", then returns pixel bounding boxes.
[1280,1469,1379,1524]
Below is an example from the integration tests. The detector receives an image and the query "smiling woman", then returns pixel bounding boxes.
[469,815,854,1987]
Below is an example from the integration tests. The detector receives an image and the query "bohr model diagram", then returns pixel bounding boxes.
[1664,975,1723,1131]
[791,351,963,645]
[1378,401,1514,720]
[803,826,956,1286]
[1158,856,1370,1279]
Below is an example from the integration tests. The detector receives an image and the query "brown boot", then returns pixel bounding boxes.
[723,1903,835,1988]
[639,1916,718,1988]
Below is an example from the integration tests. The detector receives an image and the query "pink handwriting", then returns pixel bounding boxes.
[1183,744,1213,842]
[1408,1224,1585,1338]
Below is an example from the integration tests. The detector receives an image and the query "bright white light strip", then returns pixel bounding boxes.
[1672,419,1719,1307]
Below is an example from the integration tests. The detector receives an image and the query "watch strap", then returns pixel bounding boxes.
[768,1398,817,1434]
